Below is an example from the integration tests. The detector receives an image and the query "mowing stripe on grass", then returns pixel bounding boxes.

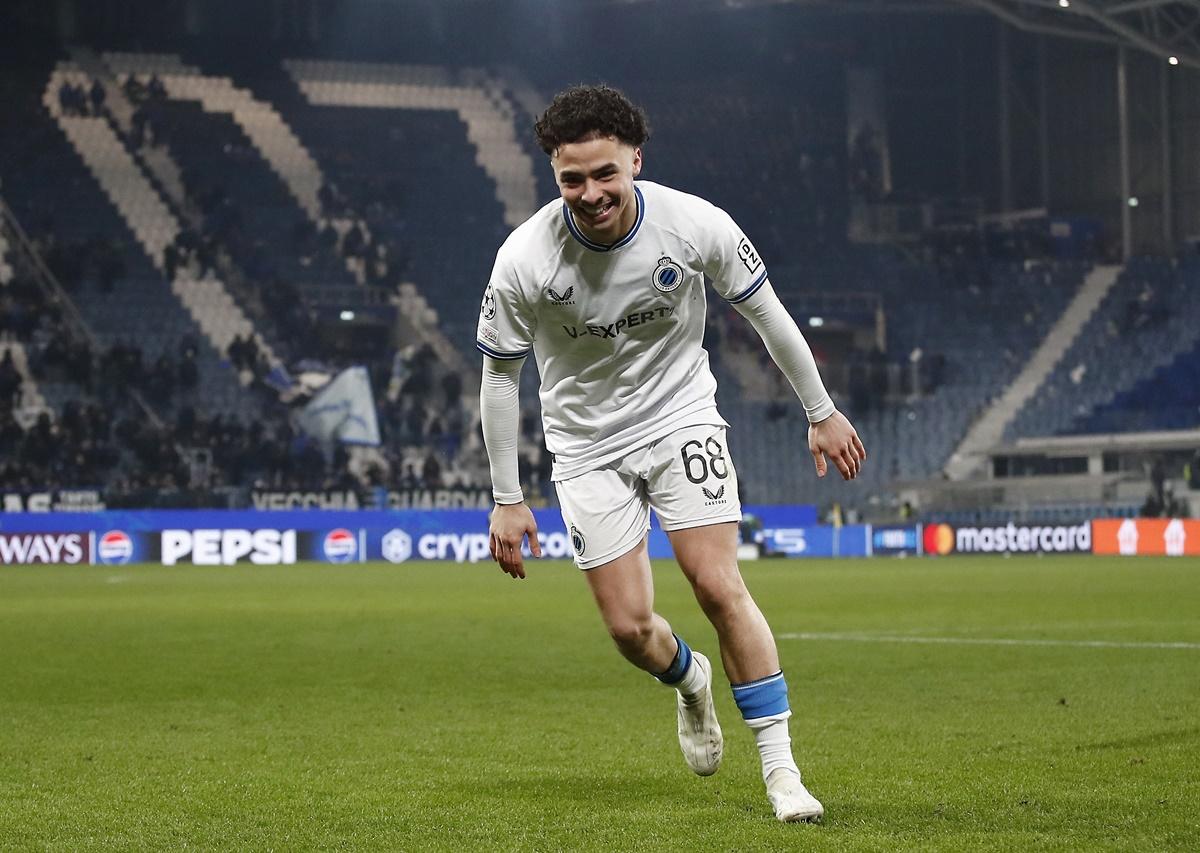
[777,632,1200,650]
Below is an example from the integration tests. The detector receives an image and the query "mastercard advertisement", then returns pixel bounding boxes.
[922,521,1092,555]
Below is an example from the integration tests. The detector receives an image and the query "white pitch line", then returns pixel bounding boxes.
[777,632,1200,650]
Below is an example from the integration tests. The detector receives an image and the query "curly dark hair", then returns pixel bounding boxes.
[534,85,650,156]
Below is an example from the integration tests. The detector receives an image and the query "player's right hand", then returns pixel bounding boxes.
[489,502,542,579]
[808,410,867,481]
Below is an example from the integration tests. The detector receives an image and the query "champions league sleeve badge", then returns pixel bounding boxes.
[652,256,685,293]
[481,284,497,320]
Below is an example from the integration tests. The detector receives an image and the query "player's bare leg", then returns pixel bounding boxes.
[667,522,777,682]
[670,522,824,822]
[584,536,723,776]
[583,536,674,671]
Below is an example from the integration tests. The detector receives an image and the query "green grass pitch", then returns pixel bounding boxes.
[1,555,1197,851]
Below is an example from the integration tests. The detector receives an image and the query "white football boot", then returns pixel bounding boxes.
[676,652,723,776]
[766,768,824,822]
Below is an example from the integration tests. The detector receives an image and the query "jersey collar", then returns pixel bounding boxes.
[562,186,645,253]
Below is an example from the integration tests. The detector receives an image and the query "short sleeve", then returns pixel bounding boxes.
[476,251,535,360]
[696,203,770,305]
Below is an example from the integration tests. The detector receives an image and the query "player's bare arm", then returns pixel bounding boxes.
[809,410,867,480]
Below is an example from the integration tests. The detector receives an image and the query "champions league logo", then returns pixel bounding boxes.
[652,257,684,293]
[381,529,412,563]
[481,284,497,320]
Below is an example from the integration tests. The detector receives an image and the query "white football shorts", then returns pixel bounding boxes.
[554,424,743,570]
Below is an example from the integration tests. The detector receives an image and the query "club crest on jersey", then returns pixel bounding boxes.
[546,285,575,305]
[481,284,497,320]
[652,256,684,293]
[570,525,586,556]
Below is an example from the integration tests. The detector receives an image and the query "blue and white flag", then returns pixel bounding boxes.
[298,366,381,446]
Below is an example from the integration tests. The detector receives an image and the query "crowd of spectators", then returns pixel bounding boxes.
[38,232,128,293]
[2,287,489,502]
[0,403,122,493]
[289,180,411,290]
[375,343,482,490]
[122,73,168,150]
[55,78,107,118]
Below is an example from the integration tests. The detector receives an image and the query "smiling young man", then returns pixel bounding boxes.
[476,85,865,822]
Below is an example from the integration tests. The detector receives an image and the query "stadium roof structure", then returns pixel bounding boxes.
[621,0,1200,70]
[952,0,1200,69]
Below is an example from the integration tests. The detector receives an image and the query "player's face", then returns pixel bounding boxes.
[552,136,642,246]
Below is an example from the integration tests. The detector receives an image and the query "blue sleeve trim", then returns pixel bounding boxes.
[727,269,769,304]
[476,341,529,360]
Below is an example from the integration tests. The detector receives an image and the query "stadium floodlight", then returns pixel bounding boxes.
[339,310,355,321]
[809,316,825,327]
[1169,55,1180,65]
[1059,0,1069,8]
[1128,197,1139,207]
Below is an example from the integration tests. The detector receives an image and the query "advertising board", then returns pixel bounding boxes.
[922,522,1092,555]
[0,504,825,565]
[1092,518,1200,556]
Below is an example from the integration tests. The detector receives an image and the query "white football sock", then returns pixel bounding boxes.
[747,711,800,783]
[672,656,709,704]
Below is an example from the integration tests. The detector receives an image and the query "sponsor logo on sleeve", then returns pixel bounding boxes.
[479,324,499,345]
[736,237,762,275]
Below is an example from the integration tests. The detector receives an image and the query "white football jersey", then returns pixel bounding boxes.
[476,180,769,481]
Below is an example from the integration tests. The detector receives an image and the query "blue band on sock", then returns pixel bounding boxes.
[655,633,693,684]
[731,671,789,720]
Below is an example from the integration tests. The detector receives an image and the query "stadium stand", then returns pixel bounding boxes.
[3,84,246,417]
[722,248,1086,507]
[3,44,1194,514]
[0,59,494,500]
[1007,255,1200,439]
[272,59,523,348]
[1078,338,1200,434]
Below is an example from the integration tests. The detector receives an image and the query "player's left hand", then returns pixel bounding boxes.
[808,410,867,481]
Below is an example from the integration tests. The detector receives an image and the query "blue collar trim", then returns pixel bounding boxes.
[562,186,645,253]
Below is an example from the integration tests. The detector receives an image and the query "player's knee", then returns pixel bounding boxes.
[607,615,655,653]
[692,570,749,623]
